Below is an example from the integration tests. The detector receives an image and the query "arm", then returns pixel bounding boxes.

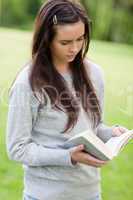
[95,69,114,142]
[6,83,74,167]
[86,60,114,142]
[95,66,129,141]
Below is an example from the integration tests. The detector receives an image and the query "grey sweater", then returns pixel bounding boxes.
[6,59,113,200]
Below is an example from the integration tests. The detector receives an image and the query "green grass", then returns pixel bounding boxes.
[0,27,133,200]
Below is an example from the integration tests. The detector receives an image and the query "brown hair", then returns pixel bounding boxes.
[29,0,101,133]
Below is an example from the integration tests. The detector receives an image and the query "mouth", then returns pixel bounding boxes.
[67,54,75,58]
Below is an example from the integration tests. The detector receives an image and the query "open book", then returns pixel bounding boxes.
[63,129,133,161]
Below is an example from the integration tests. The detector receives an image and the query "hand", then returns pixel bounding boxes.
[70,145,108,168]
[112,125,128,137]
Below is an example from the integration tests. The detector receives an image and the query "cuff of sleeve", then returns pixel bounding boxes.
[36,146,78,167]
[68,149,78,167]
[96,124,114,142]
[111,124,121,137]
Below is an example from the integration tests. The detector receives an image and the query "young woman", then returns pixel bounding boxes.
[6,0,128,200]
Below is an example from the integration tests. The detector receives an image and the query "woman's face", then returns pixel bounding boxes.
[50,20,85,66]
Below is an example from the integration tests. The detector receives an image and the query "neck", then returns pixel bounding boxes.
[52,57,71,74]
[56,65,71,74]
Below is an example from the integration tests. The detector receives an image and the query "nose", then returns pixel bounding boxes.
[69,42,79,54]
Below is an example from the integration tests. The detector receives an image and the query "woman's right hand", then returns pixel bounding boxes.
[70,144,108,167]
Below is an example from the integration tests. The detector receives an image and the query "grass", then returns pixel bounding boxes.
[0,27,133,200]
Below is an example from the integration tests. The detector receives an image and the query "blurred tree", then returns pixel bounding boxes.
[110,0,133,43]
[0,0,28,26]
[81,0,133,44]
[0,0,43,28]
[25,0,42,19]
[0,0,133,44]
[81,0,114,39]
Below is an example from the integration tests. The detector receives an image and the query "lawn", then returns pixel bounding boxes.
[0,27,133,200]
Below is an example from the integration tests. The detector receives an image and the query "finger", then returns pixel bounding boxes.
[119,127,128,133]
[93,161,108,166]
[76,144,84,151]
[113,127,122,136]
[115,128,121,135]
[95,161,108,167]
[84,157,108,167]
[70,144,84,153]
[115,127,126,135]
[89,162,106,168]
[87,154,107,164]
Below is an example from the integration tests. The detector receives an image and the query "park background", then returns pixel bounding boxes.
[0,0,133,199]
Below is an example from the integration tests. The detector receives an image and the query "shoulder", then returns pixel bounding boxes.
[83,57,104,81]
[10,61,32,92]
[83,57,105,88]
[9,62,47,105]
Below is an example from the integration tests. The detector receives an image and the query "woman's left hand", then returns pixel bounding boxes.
[112,126,128,137]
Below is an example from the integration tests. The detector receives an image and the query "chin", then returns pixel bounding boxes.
[67,57,75,62]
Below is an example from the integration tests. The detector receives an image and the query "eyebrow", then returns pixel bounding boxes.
[59,34,85,42]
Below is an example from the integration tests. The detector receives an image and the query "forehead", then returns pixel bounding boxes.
[54,21,85,40]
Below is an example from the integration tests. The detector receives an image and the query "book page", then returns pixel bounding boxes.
[105,130,133,156]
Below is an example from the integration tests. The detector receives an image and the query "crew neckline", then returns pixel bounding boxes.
[59,68,72,76]
[61,72,73,82]
[61,71,71,76]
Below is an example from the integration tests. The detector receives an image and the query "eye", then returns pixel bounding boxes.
[77,37,84,41]
[61,42,68,45]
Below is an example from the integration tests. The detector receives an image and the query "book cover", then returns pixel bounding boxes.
[63,129,133,161]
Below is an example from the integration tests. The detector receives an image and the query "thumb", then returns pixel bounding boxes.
[74,144,84,152]
[70,144,84,153]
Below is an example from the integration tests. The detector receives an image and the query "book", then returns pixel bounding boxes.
[63,129,133,161]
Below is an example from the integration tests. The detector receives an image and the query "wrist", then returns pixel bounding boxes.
[112,124,120,136]
[71,157,77,165]
[70,152,77,165]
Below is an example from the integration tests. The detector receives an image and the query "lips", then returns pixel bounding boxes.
[67,54,75,57]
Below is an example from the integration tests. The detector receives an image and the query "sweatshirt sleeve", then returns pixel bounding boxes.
[84,59,114,143]
[6,83,75,167]
[93,64,114,142]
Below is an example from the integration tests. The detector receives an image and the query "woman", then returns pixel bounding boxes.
[6,0,128,200]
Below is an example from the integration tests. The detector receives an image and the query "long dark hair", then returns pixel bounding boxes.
[30,0,101,133]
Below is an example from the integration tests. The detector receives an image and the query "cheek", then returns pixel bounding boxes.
[79,41,84,49]
[51,45,62,55]
[56,45,68,55]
